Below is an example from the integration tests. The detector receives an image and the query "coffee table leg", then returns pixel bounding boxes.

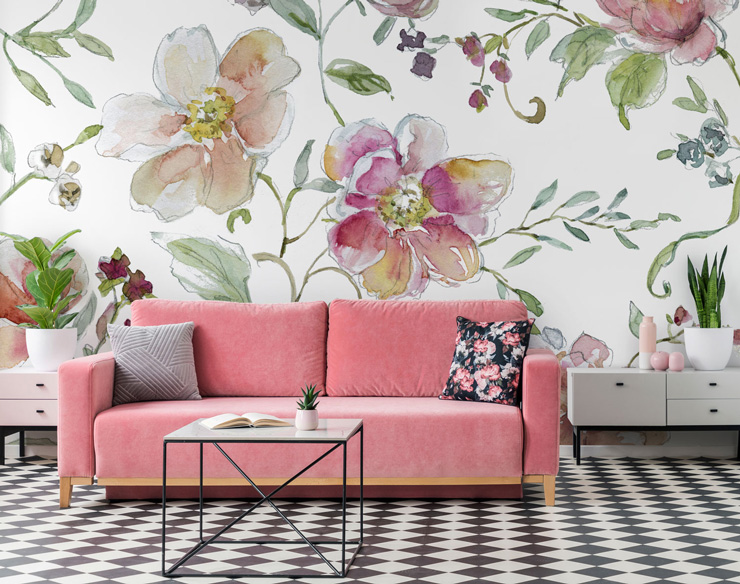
[199,443,204,542]
[342,441,347,576]
[161,442,167,576]
[360,425,364,545]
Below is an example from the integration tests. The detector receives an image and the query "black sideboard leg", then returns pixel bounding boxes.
[736,429,740,460]
[18,430,25,458]
[576,428,582,466]
[0,427,5,465]
[572,429,577,459]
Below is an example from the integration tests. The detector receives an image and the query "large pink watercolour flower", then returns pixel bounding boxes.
[97,26,300,221]
[367,0,438,18]
[324,115,513,299]
[596,0,737,64]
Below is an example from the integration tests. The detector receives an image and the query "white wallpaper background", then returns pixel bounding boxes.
[2,0,740,447]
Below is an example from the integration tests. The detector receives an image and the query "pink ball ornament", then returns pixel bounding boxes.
[650,351,670,371]
[669,352,685,372]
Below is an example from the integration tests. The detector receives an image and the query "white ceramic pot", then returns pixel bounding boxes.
[683,327,734,371]
[295,409,319,431]
[25,328,77,372]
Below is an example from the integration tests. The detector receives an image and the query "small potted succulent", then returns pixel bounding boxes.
[684,246,733,370]
[295,384,321,431]
[0,230,82,371]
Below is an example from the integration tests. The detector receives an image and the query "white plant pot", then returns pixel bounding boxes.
[295,409,319,431]
[683,327,734,371]
[25,328,77,372]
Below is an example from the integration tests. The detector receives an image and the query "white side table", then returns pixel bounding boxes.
[567,367,740,464]
[0,367,59,464]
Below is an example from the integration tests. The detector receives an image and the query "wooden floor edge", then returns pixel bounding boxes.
[96,476,526,487]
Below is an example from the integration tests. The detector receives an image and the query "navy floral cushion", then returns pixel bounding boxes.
[440,317,534,405]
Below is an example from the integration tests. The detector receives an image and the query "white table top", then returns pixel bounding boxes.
[164,418,363,443]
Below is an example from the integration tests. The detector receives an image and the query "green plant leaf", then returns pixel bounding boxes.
[72,31,114,60]
[485,8,537,22]
[73,294,96,339]
[302,178,343,193]
[14,237,51,270]
[484,35,503,54]
[549,26,616,97]
[606,53,667,130]
[293,139,314,187]
[269,0,320,39]
[603,211,630,221]
[562,190,599,207]
[19,305,54,329]
[61,76,95,108]
[525,20,550,59]
[607,188,628,210]
[51,249,75,270]
[728,179,740,225]
[496,281,507,299]
[353,0,366,16]
[514,288,543,316]
[325,59,392,96]
[657,149,676,160]
[55,312,78,329]
[226,209,252,234]
[530,179,558,210]
[657,212,680,222]
[73,0,97,29]
[0,124,15,174]
[373,16,396,45]
[26,271,44,307]
[615,229,638,250]
[13,68,52,106]
[672,97,706,113]
[686,75,708,108]
[503,245,542,269]
[536,235,572,250]
[563,222,589,241]
[628,301,644,338]
[630,219,659,230]
[98,277,124,297]
[21,33,70,57]
[69,124,103,148]
[574,205,600,221]
[152,233,252,303]
[714,99,729,126]
[37,267,74,309]
[49,229,80,253]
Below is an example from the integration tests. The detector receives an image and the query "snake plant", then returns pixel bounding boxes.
[297,384,321,410]
[687,246,727,328]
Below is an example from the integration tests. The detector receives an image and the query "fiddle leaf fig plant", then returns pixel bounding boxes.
[0,229,81,329]
[687,246,727,328]
[297,384,321,410]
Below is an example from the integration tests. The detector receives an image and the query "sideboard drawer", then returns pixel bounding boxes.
[568,371,666,426]
[668,399,740,425]
[667,370,740,399]
[0,400,58,425]
[0,371,58,400]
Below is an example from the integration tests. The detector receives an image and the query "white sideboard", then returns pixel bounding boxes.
[0,368,58,464]
[567,367,740,464]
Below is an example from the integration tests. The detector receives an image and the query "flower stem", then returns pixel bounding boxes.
[0,171,42,206]
[716,47,740,91]
[253,252,297,302]
[318,0,351,126]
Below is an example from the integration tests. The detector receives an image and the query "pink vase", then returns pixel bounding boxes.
[650,351,669,371]
[669,352,685,372]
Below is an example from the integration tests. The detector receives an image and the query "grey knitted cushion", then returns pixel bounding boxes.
[108,322,201,406]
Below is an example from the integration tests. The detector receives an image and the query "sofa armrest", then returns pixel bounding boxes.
[521,348,560,476]
[58,352,115,478]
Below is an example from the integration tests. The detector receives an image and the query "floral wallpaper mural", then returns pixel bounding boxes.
[2,0,740,450]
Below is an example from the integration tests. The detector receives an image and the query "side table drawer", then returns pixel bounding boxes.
[568,371,666,426]
[0,400,58,425]
[0,371,58,399]
[667,370,740,399]
[668,399,740,425]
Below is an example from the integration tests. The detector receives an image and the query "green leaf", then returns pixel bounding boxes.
[14,237,51,270]
[606,53,667,130]
[728,179,740,225]
[71,124,103,147]
[563,222,589,241]
[531,179,558,210]
[563,190,599,207]
[525,20,550,59]
[0,124,15,174]
[49,229,80,253]
[98,277,124,297]
[73,294,96,340]
[51,249,76,269]
[630,219,659,230]
[293,139,314,187]
[226,209,252,233]
[373,16,396,45]
[325,59,392,96]
[61,76,95,108]
[657,212,680,222]
[152,233,252,303]
[302,178,343,193]
[72,31,114,60]
[485,8,537,22]
[536,234,572,251]
[530,322,541,335]
[503,245,542,269]
[13,68,52,106]
[603,211,630,221]
[628,301,644,338]
[73,0,97,29]
[19,305,54,329]
[55,312,78,329]
[714,99,729,126]
[615,229,639,250]
[21,33,70,57]
[26,272,44,307]
[354,0,366,16]
[657,149,676,160]
[496,281,507,299]
[672,97,706,113]
[549,26,616,97]
[526,0,566,9]
[686,75,708,108]
[574,205,600,221]
[607,188,627,210]
[484,35,503,54]
[269,0,320,39]
[37,268,74,309]
[514,289,543,316]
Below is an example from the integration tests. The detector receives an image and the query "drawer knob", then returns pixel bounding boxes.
[35,383,44,387]
[35,409,44,413]
[710,409,719,413]
[615,382,624,387]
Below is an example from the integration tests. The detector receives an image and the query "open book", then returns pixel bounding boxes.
[201,413,291,430]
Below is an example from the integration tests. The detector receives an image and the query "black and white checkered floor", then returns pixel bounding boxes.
[3,457,740,583]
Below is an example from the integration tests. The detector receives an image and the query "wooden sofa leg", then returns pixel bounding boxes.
[60,477,72,509]
[543,475,556,506]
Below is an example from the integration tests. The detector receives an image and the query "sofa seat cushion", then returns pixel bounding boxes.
[94,397,523,480]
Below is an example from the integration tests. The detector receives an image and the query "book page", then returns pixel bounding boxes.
[201,413,245,429]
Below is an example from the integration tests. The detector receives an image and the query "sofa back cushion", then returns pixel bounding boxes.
[131,299,327,396]
[326,299,528,397]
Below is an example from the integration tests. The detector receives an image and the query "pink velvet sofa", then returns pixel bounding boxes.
[57,298,560,508]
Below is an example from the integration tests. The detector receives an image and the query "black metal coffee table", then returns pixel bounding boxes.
[161,418,363,579]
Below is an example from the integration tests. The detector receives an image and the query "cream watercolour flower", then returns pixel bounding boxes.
[27,143,83,211]
[96,26,300,221]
